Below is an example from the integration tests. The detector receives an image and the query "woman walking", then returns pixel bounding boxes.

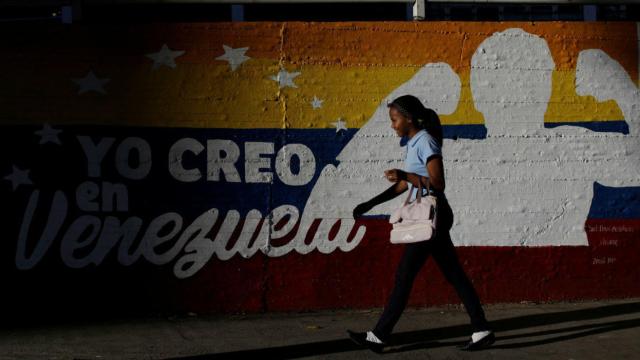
[347,94,494,353]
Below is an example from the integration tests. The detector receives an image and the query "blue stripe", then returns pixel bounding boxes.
[443,124,487,139]
[545,120,629,134]
[1,124,638,221]
[589,182,640,219]
[0,126,358,217]
[442,121,629,139]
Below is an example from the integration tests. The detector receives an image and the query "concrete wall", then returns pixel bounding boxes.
[0,21,639,317]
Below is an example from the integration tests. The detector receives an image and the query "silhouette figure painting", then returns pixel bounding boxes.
[301,28,640,248]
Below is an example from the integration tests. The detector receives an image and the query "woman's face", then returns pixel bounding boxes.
[389,106,413,137]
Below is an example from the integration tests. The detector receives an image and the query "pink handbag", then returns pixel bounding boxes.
[389,180,437,244]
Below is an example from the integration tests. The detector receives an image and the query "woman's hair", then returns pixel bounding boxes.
[387,94,443,148]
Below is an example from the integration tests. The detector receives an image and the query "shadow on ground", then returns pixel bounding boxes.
[166,301,640,359]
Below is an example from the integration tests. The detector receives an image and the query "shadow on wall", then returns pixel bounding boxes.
[167,301,640,359]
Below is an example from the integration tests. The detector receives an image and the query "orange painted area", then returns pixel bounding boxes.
[3,22,634,74]
[282,22,637,78]
[457,22,637,76]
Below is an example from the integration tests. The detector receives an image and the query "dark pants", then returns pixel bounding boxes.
[372,195,490,342]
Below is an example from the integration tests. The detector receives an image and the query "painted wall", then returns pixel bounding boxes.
[0,22,639,318]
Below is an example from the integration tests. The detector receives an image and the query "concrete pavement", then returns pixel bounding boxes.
[2,299,640,359]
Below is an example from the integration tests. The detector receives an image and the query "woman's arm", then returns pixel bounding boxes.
[352,180,408,218]
[426,156,445,191]
[385,156,445,192]
[352,156,445,218]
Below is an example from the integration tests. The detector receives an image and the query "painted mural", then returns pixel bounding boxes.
[0,22,639,315]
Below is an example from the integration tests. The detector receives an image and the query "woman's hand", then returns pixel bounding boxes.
[353,201,374,218]
[384,169,406,183]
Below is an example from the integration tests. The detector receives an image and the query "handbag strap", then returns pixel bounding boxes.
[403,176,430,205]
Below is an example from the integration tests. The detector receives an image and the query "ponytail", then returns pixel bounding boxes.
[419,107,443,148]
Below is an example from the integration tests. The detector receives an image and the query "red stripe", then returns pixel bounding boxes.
[168,218,640,313]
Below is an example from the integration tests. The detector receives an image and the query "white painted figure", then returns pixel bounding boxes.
[304,28,640,248]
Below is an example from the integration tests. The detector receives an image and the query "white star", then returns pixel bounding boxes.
[215,45,250,71]
[311,96,324,109]
[146,44,185,70]
[34,123,62,145]
[331,118,348,133]
[72,71,109,94]
[4,165,33,191]
[270,68,301,89]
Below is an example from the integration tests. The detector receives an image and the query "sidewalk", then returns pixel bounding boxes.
[1,299,640,359]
